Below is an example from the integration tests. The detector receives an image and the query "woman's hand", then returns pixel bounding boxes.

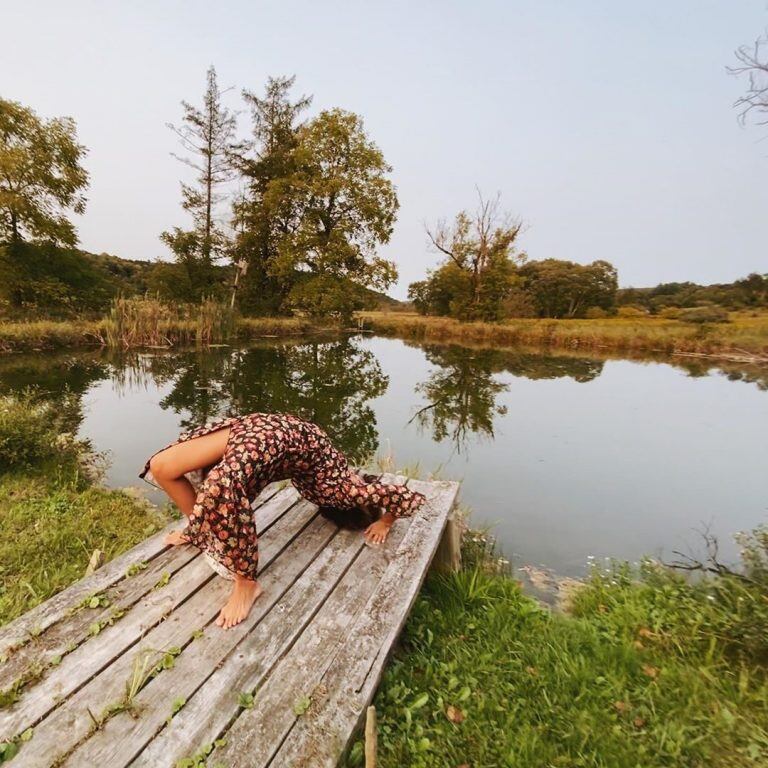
[364,515,394,545]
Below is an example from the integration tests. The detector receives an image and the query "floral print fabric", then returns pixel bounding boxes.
[140,412,427,580]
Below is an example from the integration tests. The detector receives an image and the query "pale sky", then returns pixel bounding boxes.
[2,1,766,297]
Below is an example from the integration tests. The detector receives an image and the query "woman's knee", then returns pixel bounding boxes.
[149,450,179,482]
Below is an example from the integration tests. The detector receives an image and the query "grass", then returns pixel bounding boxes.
[0,298,333,353]
[361,310,768,363]
[0,466,166,627]
[0,390,167,626]
[343,532,768,768]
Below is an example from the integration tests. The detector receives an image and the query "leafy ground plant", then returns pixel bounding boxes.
[344,528,768,768]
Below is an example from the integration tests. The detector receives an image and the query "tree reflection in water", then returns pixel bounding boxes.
[0,338,765,468]
[410,343,605,452]
[108,337,388,464]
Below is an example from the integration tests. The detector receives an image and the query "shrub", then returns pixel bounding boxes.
[677,305,729,324]
[617,305,648,318]
[0,390,82,471]
[584,306,609,319]
[501,289,538,318]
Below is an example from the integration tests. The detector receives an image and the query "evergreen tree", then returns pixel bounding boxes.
[161,66,236,299]
[230,75,312,314]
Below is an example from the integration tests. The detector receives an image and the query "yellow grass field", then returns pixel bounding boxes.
[360,310,768,363]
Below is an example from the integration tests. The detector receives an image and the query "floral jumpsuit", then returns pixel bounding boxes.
[140,412,427,580]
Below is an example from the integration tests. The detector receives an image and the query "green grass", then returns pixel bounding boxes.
[362,310,768,363]
[0,464,166,626]
[344,542,768,768]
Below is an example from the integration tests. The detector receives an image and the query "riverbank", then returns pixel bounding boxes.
[344,529,768,768]
[361,310,768,364]
[5,308,768,365]
[0,393,167,627]
[0,315,329,354]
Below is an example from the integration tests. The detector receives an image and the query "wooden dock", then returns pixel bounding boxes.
[0,476,460,767]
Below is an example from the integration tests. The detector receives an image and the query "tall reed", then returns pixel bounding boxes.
[104,296,234,348]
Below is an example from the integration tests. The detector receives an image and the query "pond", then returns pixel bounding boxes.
[2,334,766,577]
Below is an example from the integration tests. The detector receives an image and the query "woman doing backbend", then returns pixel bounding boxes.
[140,412,426,630]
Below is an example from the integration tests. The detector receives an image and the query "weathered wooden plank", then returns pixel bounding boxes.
[6,502,320,766]
[253,484,300,532]
[0,480,294,658]
[208,512,412,768]
[0,555,211,743]
[0,520,178,658]
[0,492,310,745]
[133,474,408,768]
[75,518,357,767]
[268,479,460,768]
[0,543,199,694]
[430,503,463,573]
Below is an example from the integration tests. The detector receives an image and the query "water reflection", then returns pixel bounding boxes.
[0,340,389,463]
[1,336,766,575]
[1,339,764,466]
[410,344,604,452]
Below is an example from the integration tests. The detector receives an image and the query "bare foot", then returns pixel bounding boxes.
[215,576,263,629]
[164,528,190,546]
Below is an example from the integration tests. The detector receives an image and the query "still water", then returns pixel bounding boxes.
[2,334,766,576]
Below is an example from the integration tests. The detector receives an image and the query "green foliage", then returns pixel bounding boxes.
[0,389,81,470]
[0,97,88,246]
[618,273,768,313]
[677,304,730,324]
[232,79,399,316]
[0,464,164,626]
[344,535,768,768]
[284,109,399,290]
[0,241,119,317]
[416,194,525,322]
[287,274,371,323]
[161,66,236,302]
[158,229,222,302]
[518,258,618,318]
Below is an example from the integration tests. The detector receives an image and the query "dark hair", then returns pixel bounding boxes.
[318,471,384,530]
[318,504,380,530]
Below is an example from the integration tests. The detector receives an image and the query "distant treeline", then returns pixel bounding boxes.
[617,274,768,314]
[0,242,397,319]
[406,190,767,322]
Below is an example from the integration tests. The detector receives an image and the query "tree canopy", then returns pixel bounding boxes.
[413,192,525,321]
[0,97,88,247]
[230,79,399,320]
[161,66,236,300]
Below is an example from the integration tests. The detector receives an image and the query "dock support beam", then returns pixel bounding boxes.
[365,705,377,767]
[430,504,462,573]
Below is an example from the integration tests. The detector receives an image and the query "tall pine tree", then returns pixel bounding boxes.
[161,66,236,300]
[230,75,312,314]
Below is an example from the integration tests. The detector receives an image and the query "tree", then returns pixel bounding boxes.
[230,75,312,314]
[518,259,618,318]
[0,97,88,246]
[162,66,237,299]
[730,29,768,128]
[424,191,525,321]
[282,109,399,320]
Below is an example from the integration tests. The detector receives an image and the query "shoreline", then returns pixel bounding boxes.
[2,311,767,369]
[360,310,768,365]
[0,316,340,354]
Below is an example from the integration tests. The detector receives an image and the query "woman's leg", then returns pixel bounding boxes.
[149,428,231,544]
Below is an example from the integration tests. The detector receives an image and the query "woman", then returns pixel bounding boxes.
[140,412,426,630]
